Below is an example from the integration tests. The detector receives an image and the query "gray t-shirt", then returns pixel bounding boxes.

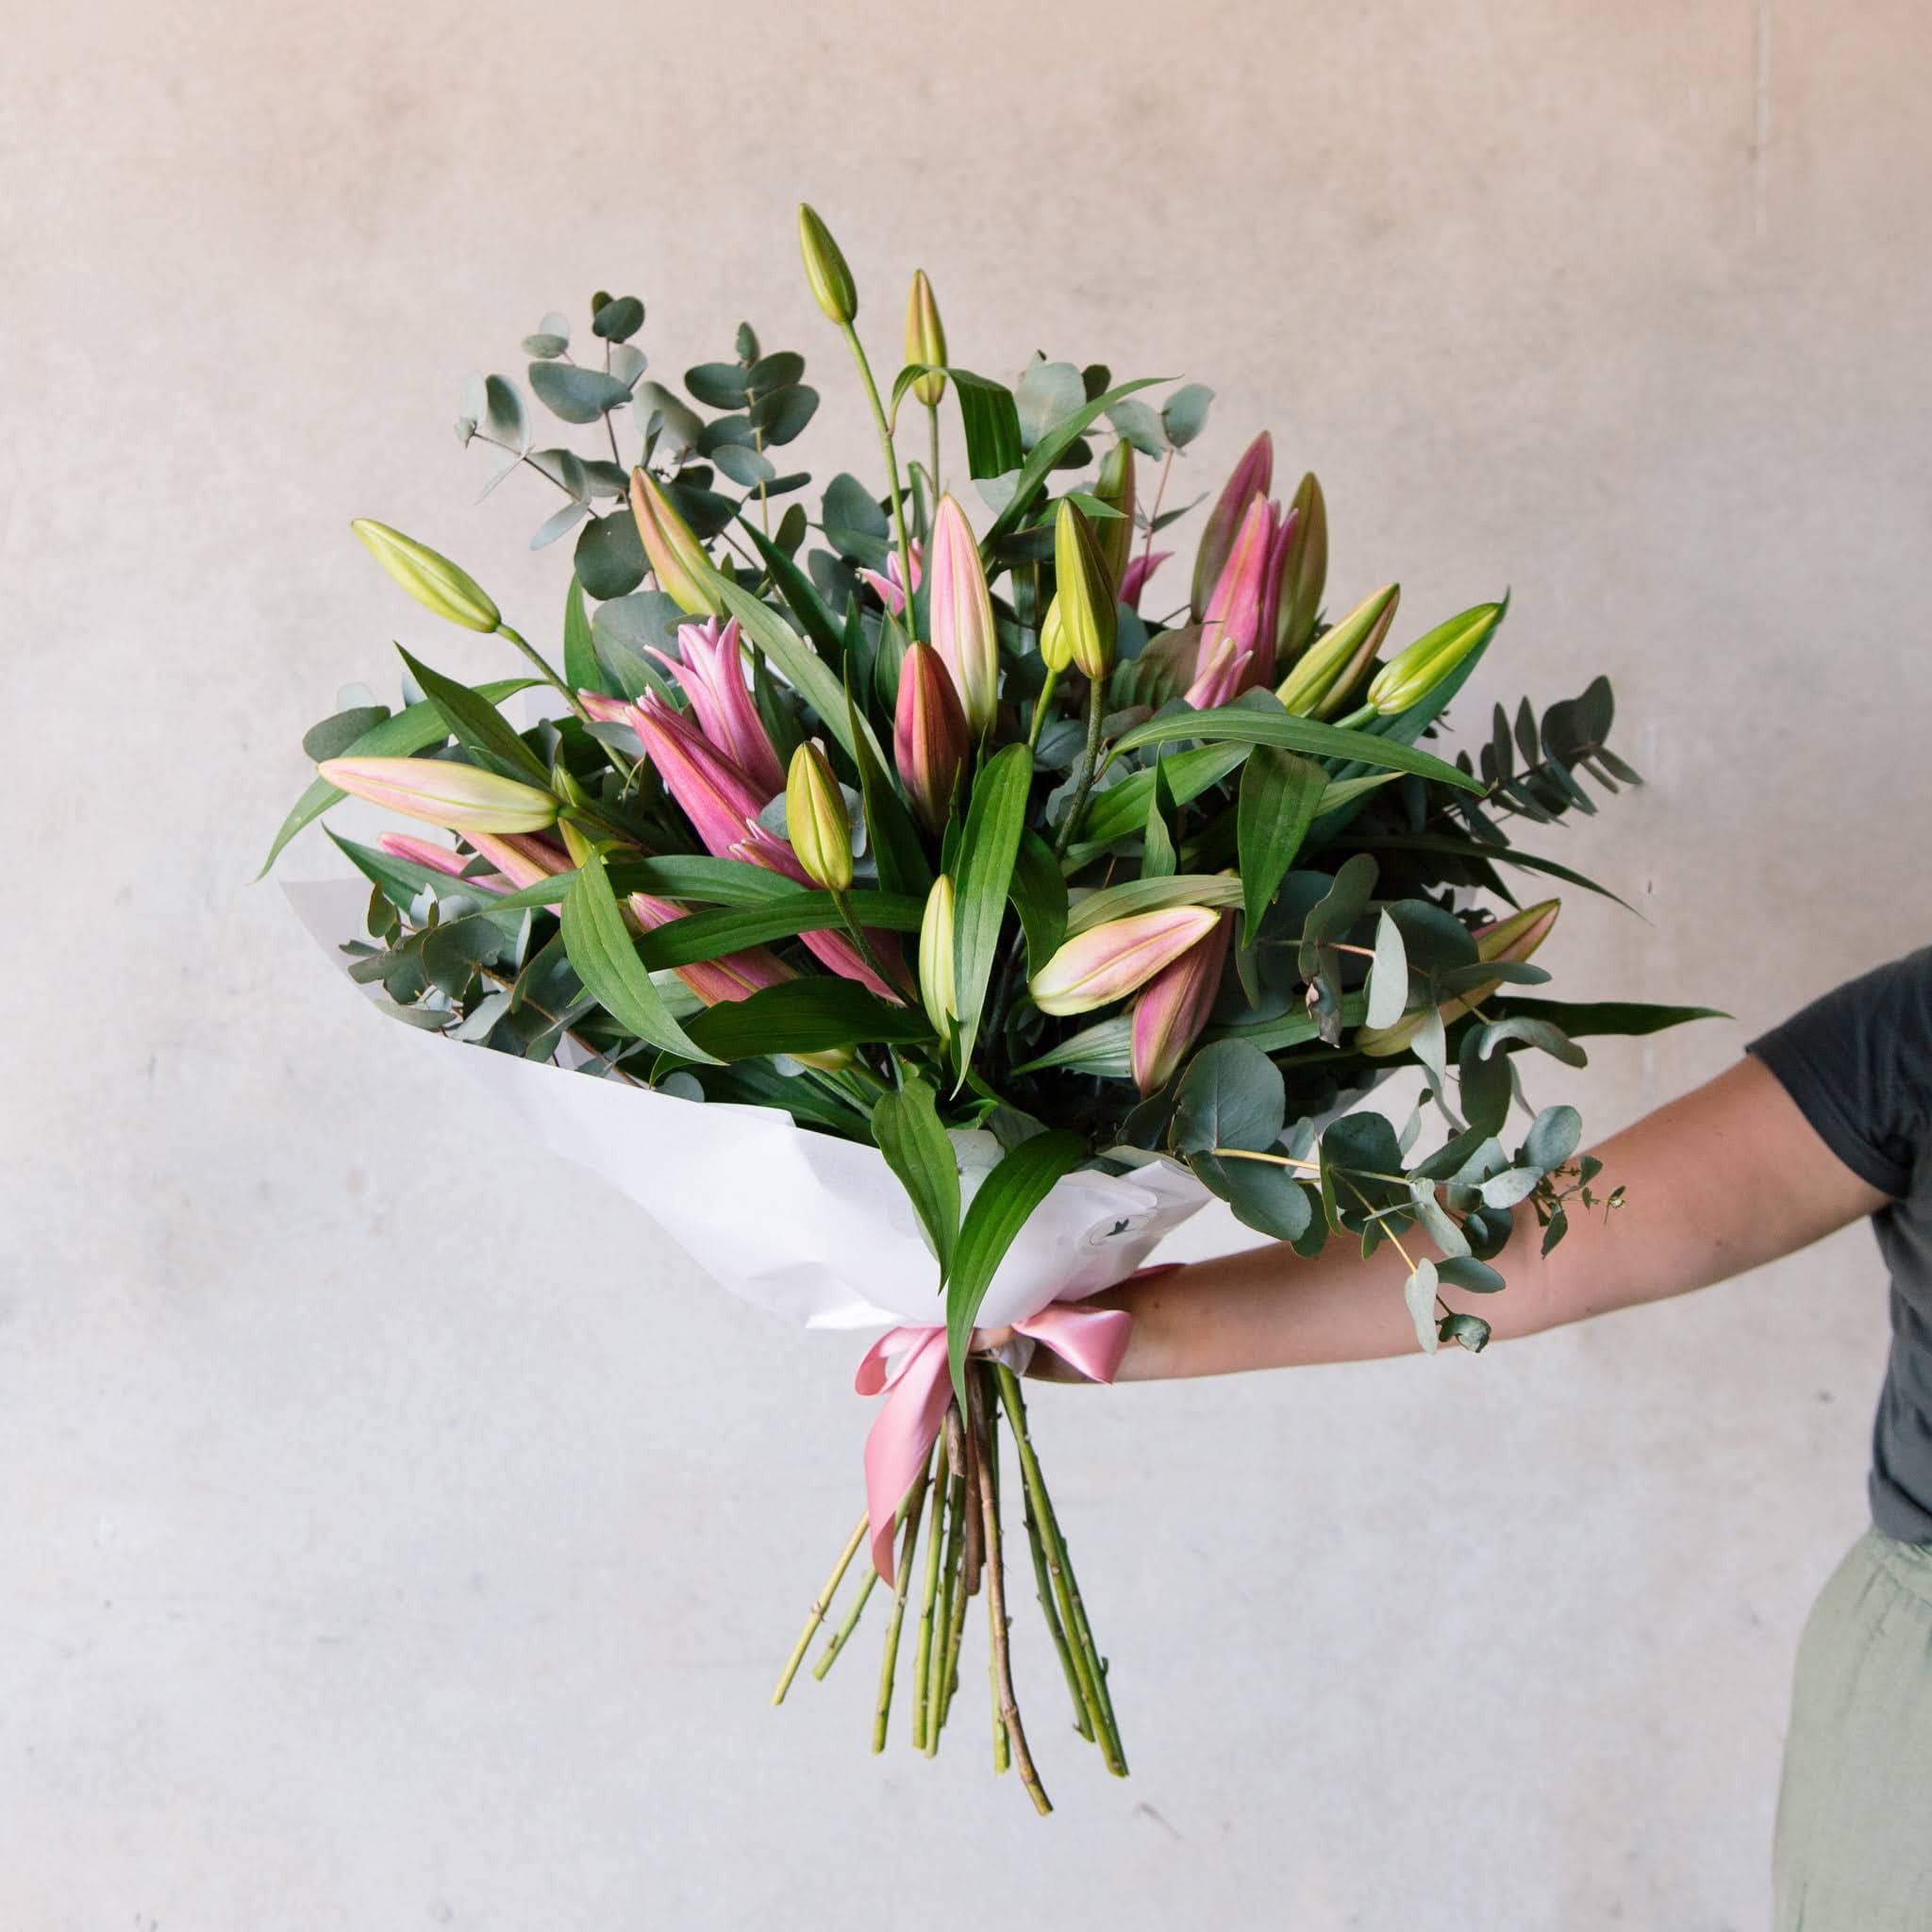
[1750,948,1932,1544]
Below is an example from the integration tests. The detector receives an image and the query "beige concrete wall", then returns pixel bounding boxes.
[5,0,1928,1924]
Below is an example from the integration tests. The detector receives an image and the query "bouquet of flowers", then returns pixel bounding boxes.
[268,206,1711,1811]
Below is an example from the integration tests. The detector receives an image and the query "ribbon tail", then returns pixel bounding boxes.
[1014,1301,1135,1386]
[860,1329,952,1585]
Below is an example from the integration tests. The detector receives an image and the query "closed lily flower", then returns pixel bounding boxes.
[1358,899,1561,1057]
[463,830,573,891]
[1187,494,1290,706]
[1274,472,1329,665]
[905,270,947,405]
[1277,583,1400,719]
[1054,496,1117,681]
[1363,601,1505,717]
[786,742,854,893]
[377,832,474,879]
[927,495,998,735]
[798,203,858,325]
[646,616,783,795]
[857,538,923,617]
[893,642,968,831]
[1093,439,1137,585]
[1190,430,1274,621]
[632,696,774,858]
[629,891,795,1006]
[1131,909,1233,1094]
[319,756,558,835]
[1028,905,1222,1017]
[629,467,724,617]
[351,520,501,633]
[919,874,958,1039]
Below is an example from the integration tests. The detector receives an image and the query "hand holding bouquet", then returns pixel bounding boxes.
[269,207,1709,1810]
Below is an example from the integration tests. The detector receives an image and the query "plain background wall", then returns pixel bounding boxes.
[4,1,1928,1925]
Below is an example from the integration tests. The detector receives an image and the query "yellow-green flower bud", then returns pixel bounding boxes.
[1274,472,1328,663]
[786,741,853,891]
[919,874,958,1038]
[629,467,724,617]
[318,757,558,835]
[1365,601,1505,716]
[797,204,858,325]
[1039,595,1074,673]
[1093,439,1137,585]
[1054,497,1117,681]
[351,520,500,633]
[906,269,947,406]
[1277,583,1400,718]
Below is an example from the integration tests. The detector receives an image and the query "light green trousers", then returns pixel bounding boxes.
[1774,1528,1932,1929]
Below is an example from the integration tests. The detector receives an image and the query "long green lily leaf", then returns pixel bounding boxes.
[872,1074,960,1274]
[397,646,552,786]
[680,978,934,1061]
[983,377,1171,549]
[951,743,1034,1071]
[1481,997,1728,1039]
[739,518,849,669]
[1108,705,1483,793]
[1012,1017,1134,1079]
[1008,829,1068,976]
[635,891,925,968]
[1237,747,1328,929]
[258,678,539,876]
[559,852,718,1063]
[715,575,886,771]
[944,1129,1086,1407]
[1352,834,1635,911]
[1064,872,1245,935]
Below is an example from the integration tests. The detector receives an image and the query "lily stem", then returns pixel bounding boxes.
[1051,673,1108,861]
[773,1509,869,1705]
[494,624,591,726]
[840,322,916,614]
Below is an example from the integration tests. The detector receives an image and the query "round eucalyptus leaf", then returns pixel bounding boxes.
[527,446,590,501]
[482,375,526,451]
[632,382,703,458]
[698,413,758,455]
[1160,382,1214,449]
[1523,1104,1583,1173]
[734,322,759,363]
[531,501,591,550]
[1436,1257,1507,1294]
[1437,1311,1491,1352]
[1106,398,1166,458]
[663,480,735,540]
[574,509,648,600]
[1172,1040,1286,1155]
[747,350,805,395]
[302,705,391,762]
[685,361,750,410]
[581,458,629,499]
[522,312,572,358]
[591,294,645,341]
[1192,1151,1315,1241]
[529,361,634,425]
[608,342,648,388]
[750,383,819,445]
[1478,1166,1541,1210]
[710,441,776,488]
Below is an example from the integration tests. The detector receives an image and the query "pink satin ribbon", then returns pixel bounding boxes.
[854,1303,1133,1583]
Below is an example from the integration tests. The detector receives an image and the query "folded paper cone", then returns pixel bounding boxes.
[286,882,1213,1332]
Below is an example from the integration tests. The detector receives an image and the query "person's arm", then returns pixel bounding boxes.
[1061,1056,1890,1382]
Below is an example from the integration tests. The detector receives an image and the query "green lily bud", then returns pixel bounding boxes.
[1039,595,1073,674]
[786,741,853,891]
[797,204,858,325]
[906,269,947,406]
[919,874,958,1039]
[1054,497,1117,681]
[318,757,558,835]
[1093,439,1137,585]
[1365,601,1505,716]
[629,467,724,617]
[351,520,500,633]
[1274,473,1328,663]
[1277,583,1400,718]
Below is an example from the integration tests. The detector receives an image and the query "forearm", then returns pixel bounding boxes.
[1100,1058,1887,1383]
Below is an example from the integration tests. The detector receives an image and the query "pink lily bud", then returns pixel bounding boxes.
[646,616,784,796]
[1191,494,1283,704]
[893,642,969,831]
[731,821,912,1005]
[629,467,724,617]
[578,690,636,725]
[857,540,924,617]
[927,495,998,735]
[1119,549,1172,613]
[464,831,573,891]
[1027,905,1222,1017]
[1131,910,1233,1094]
[1358,899,1561,1058]
[1190,430,1274,621]
[632,696,775,858]
[319,757,558,835]
[378,833,471,879]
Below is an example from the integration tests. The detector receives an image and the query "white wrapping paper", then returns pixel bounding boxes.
[289,881,1213,1333]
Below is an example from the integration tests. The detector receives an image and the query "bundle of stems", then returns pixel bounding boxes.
[771,1359,1124,1815]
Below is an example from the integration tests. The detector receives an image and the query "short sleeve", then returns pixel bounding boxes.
[1747,948,1932,1202]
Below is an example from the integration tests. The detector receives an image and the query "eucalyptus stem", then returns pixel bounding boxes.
[993,1362,1126,1774]
[1026,666,1061,754]
[494,623,591,725]
[840,321,915,606]
[970,1366,1047,1813]
[872,1445,933,1753]
[1050,673,1108,861]
[772,1509,869,1705]
[910,1432,950,1750]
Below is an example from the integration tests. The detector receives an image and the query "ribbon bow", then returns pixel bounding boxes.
[854,1303,1132,1583]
